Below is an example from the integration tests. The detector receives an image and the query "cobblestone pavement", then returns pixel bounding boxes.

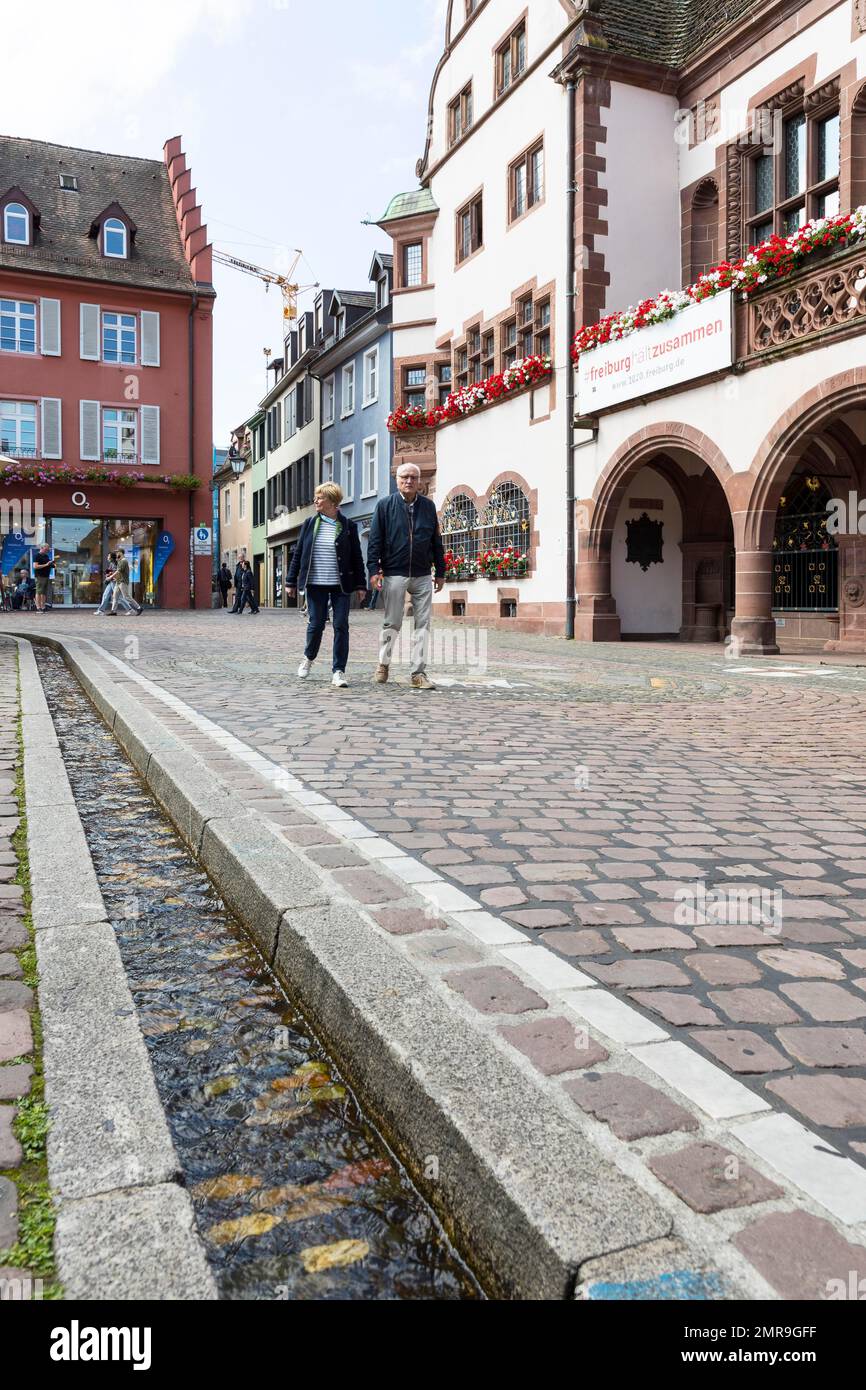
[8,609,866,1286]
[0,638,40,1297]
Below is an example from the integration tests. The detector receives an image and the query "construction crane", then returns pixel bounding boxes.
[212,248,319,321]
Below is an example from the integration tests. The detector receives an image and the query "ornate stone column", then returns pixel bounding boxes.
[825,534,866,651]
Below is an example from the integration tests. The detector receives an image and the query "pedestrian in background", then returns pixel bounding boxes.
[230,556,245,613]
[32,545,54,613]
[237,560,259,614]
[286,482,366,688]
[367,463,445,688]
[218,562,232,608]
[109,548,142,616]
[96,552,134,616]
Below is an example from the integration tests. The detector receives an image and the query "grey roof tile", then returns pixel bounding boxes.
[0,134,201,293]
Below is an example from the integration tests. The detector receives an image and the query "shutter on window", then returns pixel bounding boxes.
[79,400,100,461]
[40,299,61,356]
[140,310,160,367]
[80,303,100,360]
[141,405,160,466]
[41,398,62,459]
[295,382,305,429]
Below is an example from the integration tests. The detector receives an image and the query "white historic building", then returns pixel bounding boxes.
[380,0,866,653]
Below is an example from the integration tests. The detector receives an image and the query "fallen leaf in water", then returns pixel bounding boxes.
[308,1084,347,1102]
[299,1239,369,1274]
[207,947,246,962]
[295,1061,331,1081]
[244,1110,303,1128]
[203,1075,239,1099]
[251,1183,306,1210]
[205,1213,279,1246]
[271,1075,304,1092]
[192,1174,263,1200]
[322,1158,392,1191]
[163,896,185,906]
[185,1039,211,1056]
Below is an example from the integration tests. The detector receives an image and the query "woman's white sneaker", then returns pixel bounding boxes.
[297,657,312,678]
[331,670,349,688]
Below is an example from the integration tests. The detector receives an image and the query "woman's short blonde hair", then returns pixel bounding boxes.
[315,482,343,504]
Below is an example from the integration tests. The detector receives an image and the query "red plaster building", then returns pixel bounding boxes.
[0,135,214,608]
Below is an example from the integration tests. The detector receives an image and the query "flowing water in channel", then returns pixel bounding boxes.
[37,650,479,1301]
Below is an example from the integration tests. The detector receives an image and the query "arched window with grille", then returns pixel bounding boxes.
[772,473,838,612]
[478,481,531,574]
[440,492,479,572]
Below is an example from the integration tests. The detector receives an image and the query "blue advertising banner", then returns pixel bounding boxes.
[1,531,30,576]
[153,531,174,585]
[128,546,141,584]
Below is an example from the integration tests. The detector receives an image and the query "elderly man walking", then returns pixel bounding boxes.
[367,463,445,688]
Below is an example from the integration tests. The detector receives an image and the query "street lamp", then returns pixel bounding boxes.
[229,449,245,477]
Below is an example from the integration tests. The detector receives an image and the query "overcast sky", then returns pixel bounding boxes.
[3,0,442,443]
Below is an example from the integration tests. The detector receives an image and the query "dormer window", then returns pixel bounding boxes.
[336,310,346,339]
[90,203,136,260]
[104,218,127,258]
[1,188,39,247]
[3,203,28,244]
[376,276,389,309]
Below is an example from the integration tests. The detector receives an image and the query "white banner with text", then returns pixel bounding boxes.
[577,291,734,414]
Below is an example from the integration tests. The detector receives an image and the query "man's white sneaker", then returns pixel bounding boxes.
[297,657,312,678]
[331,670,349,688]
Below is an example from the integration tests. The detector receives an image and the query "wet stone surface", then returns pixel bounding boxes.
[37,650,478,1301]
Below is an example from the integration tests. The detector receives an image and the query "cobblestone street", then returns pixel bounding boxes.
[27,616,866,1144]
[7,608,866,1300]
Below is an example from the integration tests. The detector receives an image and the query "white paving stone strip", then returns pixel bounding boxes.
[630,1041,771,1121]
[730,1113,866,1227]
[43,635,866,1251]
[11,637,217,1300]
[561,988,670,1045]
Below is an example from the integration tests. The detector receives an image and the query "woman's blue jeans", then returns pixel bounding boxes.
[304,585,350,672]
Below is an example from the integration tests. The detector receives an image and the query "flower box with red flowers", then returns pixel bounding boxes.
[478,546,529,579]
[387,354,552,433]
[443,549,478,581]
[571,206,866,366]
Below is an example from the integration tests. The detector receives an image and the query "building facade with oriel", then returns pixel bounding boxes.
[314,253,395,573]
[380,0,866,652]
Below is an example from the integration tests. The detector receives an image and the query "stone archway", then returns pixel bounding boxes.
[734,371,866,653]
[577,424,735,643]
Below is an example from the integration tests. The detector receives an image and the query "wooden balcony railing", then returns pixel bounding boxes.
[736,238,866,365]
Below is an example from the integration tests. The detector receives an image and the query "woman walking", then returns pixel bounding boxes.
[285,482,366,687]
[95,552,134,616]
[237,560,259,614]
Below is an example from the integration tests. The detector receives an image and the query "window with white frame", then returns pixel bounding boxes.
[341,444,354,501]
[363,347,378,405]
[285,388,297,438]
[376,275,389,309]
[336,311,346,339]
[0,400,37,457]
[239,480,246,520]
[3,203,29,245]
[323,375,335,426]
[362,436,378,497]
[224,489,232,524]
[0,299,37,353]
[322,453,334,483]
[342,362,355,416]
[103,218,127,258]
[102,311,136,365]
[102,407,137,462]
